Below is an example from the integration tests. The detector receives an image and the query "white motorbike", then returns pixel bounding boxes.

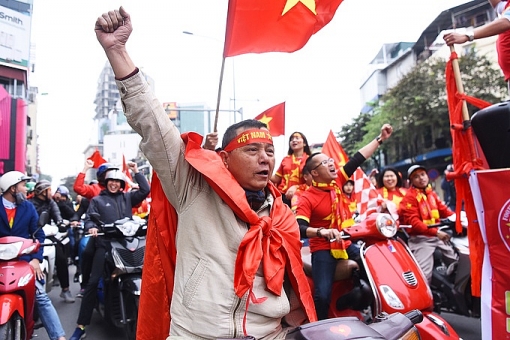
[41,220,70,293]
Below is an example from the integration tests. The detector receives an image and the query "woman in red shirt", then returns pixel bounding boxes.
[271,131,312,205]
[376,167,407,207]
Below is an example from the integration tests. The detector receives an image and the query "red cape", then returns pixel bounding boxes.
[137,132,316,340]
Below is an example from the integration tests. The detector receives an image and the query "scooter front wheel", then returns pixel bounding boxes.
[0,314,23,340]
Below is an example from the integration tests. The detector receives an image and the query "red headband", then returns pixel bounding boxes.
[223,128,273,152]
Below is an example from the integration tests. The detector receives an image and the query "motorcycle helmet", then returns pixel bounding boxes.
[0,171,31,193]
[105,170,126,189]
[26,181,36,193]
[97,163,119,186]
[407,164,427,179]
[34,180,52,196]
[56,185,70,197]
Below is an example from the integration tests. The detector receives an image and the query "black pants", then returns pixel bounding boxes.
[54,240,70,289]
[80,239,95,289]
[77,237,108,326]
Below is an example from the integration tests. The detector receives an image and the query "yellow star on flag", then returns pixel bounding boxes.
[282,0,317,16]
[257,114,273,128]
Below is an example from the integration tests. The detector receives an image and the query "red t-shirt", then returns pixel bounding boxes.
[497,2,510,81]
[5,207,16,228]
[275,154,308,193]
[296,184,352,253]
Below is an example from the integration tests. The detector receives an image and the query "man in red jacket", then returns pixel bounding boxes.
[399,165,458,282]
[73,160,118,199]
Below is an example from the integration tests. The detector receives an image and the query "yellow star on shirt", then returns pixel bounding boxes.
[290,167,300,181]
[257,114,273,128]
[282,0,317,16]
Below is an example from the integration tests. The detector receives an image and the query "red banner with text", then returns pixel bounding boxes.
[470,169,510,340]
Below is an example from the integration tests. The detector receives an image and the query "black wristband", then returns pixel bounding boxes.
[316,227,324,238]
[376,136,383,145]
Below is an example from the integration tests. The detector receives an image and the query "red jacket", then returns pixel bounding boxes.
[73,172,104,199]
[399,186,453,237]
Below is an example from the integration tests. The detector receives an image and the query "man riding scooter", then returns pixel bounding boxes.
[399,165,464,283]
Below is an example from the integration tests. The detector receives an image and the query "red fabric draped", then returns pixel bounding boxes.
[137,133,317,340]
[183,132,316,323]
[136,173,177,340]
[445,51,491,297]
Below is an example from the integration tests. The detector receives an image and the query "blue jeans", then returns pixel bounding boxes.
[35,280,65,340]
[311,243,360,320]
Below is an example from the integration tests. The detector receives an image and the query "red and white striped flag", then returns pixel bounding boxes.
[353,168,381,219]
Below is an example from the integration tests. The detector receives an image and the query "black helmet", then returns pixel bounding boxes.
[34,180,52,196]
[97,163,119,186]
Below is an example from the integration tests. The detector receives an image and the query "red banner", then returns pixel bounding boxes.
[470,169,510,340]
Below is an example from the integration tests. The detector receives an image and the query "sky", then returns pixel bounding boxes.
[30,0,470,184]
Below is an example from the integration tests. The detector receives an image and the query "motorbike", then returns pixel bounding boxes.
[0,211,52,340]
[428,218,480,318]
[88,213,147,340]
[285,309,423,340]
[302,212,461,340]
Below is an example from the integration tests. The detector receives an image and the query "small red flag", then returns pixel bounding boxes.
[321,130,348,168]
[87,150,107,168]
[254,102,285,137]
[122,155,134,190]
[223,0,344,57]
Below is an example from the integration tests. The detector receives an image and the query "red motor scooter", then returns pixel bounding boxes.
[302,212,461,340]
[0,212,49,340]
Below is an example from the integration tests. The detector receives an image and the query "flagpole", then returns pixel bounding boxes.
[214,57,227,132]
[449,45,470,123]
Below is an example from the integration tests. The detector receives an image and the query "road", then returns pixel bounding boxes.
[34,266,481,340]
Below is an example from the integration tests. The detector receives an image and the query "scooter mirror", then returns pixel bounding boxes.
[33,211,50,240]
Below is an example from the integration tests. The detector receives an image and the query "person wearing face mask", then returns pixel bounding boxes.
[271,131,312,205]
[70,166,149,340]
[399,165,459,283]
[0,172,67,340]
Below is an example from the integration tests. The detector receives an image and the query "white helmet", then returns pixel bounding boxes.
[0,171,32,193]
[105,170,126,189]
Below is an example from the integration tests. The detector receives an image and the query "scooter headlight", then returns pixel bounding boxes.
[376,214,397,238]
[111,248,126,273]
[0,242,23,260]
[379,285,404,309]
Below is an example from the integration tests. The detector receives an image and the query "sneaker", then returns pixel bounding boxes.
[69,327,86,340]
[76,288,85,298]
[60,289,76,303]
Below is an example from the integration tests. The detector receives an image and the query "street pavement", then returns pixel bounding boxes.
[33,265,481,340]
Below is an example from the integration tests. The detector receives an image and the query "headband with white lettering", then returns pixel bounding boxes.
[223,128,273,152]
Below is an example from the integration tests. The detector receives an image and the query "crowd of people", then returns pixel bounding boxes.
[0,156,151,340]
[0,3,482,339]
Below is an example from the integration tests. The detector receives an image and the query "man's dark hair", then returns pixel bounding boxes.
[304,152,322,173]
[221,119,267,149]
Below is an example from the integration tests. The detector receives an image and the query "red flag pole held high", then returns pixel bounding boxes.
[214,0,344,131]
[445,46,491,298]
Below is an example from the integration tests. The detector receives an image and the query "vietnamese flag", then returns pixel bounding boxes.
[87,150,106,168]
[321,130,348,168]
[122,154,134,190]
[223,0,344,57]
[254,102,285,137]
